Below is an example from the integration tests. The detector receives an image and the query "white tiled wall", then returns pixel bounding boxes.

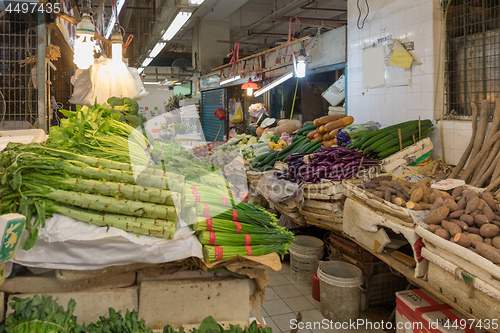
[138,86,173,120]
[346,0,473,165]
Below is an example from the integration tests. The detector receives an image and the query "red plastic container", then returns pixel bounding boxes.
[214,108,226,120]
[312,272,320,301]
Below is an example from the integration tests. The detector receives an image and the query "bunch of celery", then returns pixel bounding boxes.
[0,295,84,333]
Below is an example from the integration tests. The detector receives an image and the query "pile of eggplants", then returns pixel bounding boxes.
[274,147,379,183]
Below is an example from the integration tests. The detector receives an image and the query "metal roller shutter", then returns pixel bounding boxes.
[201,89,225,142]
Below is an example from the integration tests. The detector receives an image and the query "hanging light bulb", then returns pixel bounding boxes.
[241,79,259,96]
[74,12,95,70]
[110,24,123,65]
[295,54,306,78]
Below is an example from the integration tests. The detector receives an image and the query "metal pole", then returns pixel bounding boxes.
[37,12,47,132]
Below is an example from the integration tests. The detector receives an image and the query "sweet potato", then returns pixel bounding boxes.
[454,233,472,247]
[452,186,464,199]
[474,242,500,263]
[492,236,500,249]
[384,189,392,202]
[449,219,469,231]
[471,209,482,218]
[475,214,490,226]
[428,224,443,233]
[480,224,500,238]
[406,202,433,210]
[430,191,445,204]
[481,191,497,211]
[457,196,467,210]
[442,220,462,236]
[483,204,496,222]
[376,186,396,194]
[435,228,450,240]
[442,198,458,212]
[485,238,492,245]
[449,210,465,219]
[467,233,484,244]
[422,186,432,204]
[396,190,410,201]
[379,180,394,187]
[426,206,450,224]
[411,187,424,203]
[463,190,480,202]
[431,197,444,210]
[466,196,480,214]
[477,199,487,211]
[460,214,475,226]
[468,227,481,235]
[413,177,432,189]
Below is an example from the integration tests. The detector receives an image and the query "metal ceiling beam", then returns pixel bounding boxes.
[269,16,346,28]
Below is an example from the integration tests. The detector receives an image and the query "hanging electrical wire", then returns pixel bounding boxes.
[356,0,369,29]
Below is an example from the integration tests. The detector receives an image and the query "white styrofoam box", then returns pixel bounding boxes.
[0,129,47,151]
[322,74,345,107]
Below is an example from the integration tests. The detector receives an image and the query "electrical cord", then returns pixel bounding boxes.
[356,0,369,29]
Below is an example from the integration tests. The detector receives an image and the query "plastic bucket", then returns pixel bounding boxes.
[312,272,320,301]
[317,261,363,322]
[290,236,324,285]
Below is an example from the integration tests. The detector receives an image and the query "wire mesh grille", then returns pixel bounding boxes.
[446,0,500,119]
[0,13,39,130]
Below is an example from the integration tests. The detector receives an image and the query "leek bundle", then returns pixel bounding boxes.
[198,231,294,246]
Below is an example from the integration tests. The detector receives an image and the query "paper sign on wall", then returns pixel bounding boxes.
[362,45,385,89]
[389,40,414,69]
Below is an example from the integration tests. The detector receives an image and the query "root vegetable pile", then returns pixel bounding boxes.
[425,186,500,263]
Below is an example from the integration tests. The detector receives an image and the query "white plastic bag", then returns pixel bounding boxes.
[69,56,148,106]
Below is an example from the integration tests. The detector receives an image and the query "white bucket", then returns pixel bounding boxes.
[290,236,324,285]
[317,261,363,322]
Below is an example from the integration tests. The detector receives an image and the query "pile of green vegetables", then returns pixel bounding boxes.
[106,96,147,128]
[348,119,434,160]
[85,308,153,333]
[163,316,272,333]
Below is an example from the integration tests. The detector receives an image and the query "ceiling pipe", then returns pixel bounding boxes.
[300,0,347,11]
[248,30,289,36]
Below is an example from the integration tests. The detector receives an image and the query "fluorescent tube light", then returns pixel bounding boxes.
[142,57,153,67]
[295,56,306,78]
[104,0,126,38]
[137,67,144,74]
[189,0,205,5]
[162,12,192,41]
[149,42,166,58]
[143,81,161,85]
[254,72,294,97]
[219,75,241,86]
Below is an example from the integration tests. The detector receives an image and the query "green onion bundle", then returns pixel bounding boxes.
[203,244,289,263]
[195,202,278,228]
[193,218,279,234]
[198,231,294,246]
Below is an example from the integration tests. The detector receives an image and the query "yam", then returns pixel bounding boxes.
[414,177,432,188]
[474,214,490,226]
[430,191,444,204]
[384,189,392,202]
[462,190,479,202]
[411,187,424,203]
[485,238,492,246]
[449,210,465,219]
[468,227,481,235]
[481,191,497,211]
[483,204,496,222]
[480,224,500,238]
[379,180,395,188]
[467,233,484,244]
[406,202,432,210]
[430,197,444,210]
[477,199,487,211]
[376,186,396,194]
[452,186,464,199]
[394,197,406,207]
[470,209,481,218]
[442,198,458,212]
[435,228,450,240]
[426,206,450,224]
[474,242,500,263]
[441,220,462,236]
[457,196,467,210]
[449,219,468,231]
[492,236,500,249]
[422,186,432,204]
[428,225,443,233]
[460,214,475,226]
[465,196,480,214]
[454,233,472,247]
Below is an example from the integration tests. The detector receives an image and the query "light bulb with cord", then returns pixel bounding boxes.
[110,23,123,65]
[74,12,95,70]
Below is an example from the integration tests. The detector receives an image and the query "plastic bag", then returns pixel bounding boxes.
[336,121,381,147]
[248,103,266,120]
[69,56,148,106]
[230,101,243,123]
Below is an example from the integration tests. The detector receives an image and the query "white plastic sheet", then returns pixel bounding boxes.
[13,214,203,270]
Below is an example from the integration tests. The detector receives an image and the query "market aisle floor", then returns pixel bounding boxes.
[263,262,386,333]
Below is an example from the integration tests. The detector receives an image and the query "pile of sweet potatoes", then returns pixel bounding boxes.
[425,186,500,263]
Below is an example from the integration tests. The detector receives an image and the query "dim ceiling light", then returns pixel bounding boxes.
[74,13,95,70]
[241,79,259,96]
[162,12,192,41]
[254,72,293,97]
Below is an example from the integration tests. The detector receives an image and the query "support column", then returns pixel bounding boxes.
[37,12,47,131]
